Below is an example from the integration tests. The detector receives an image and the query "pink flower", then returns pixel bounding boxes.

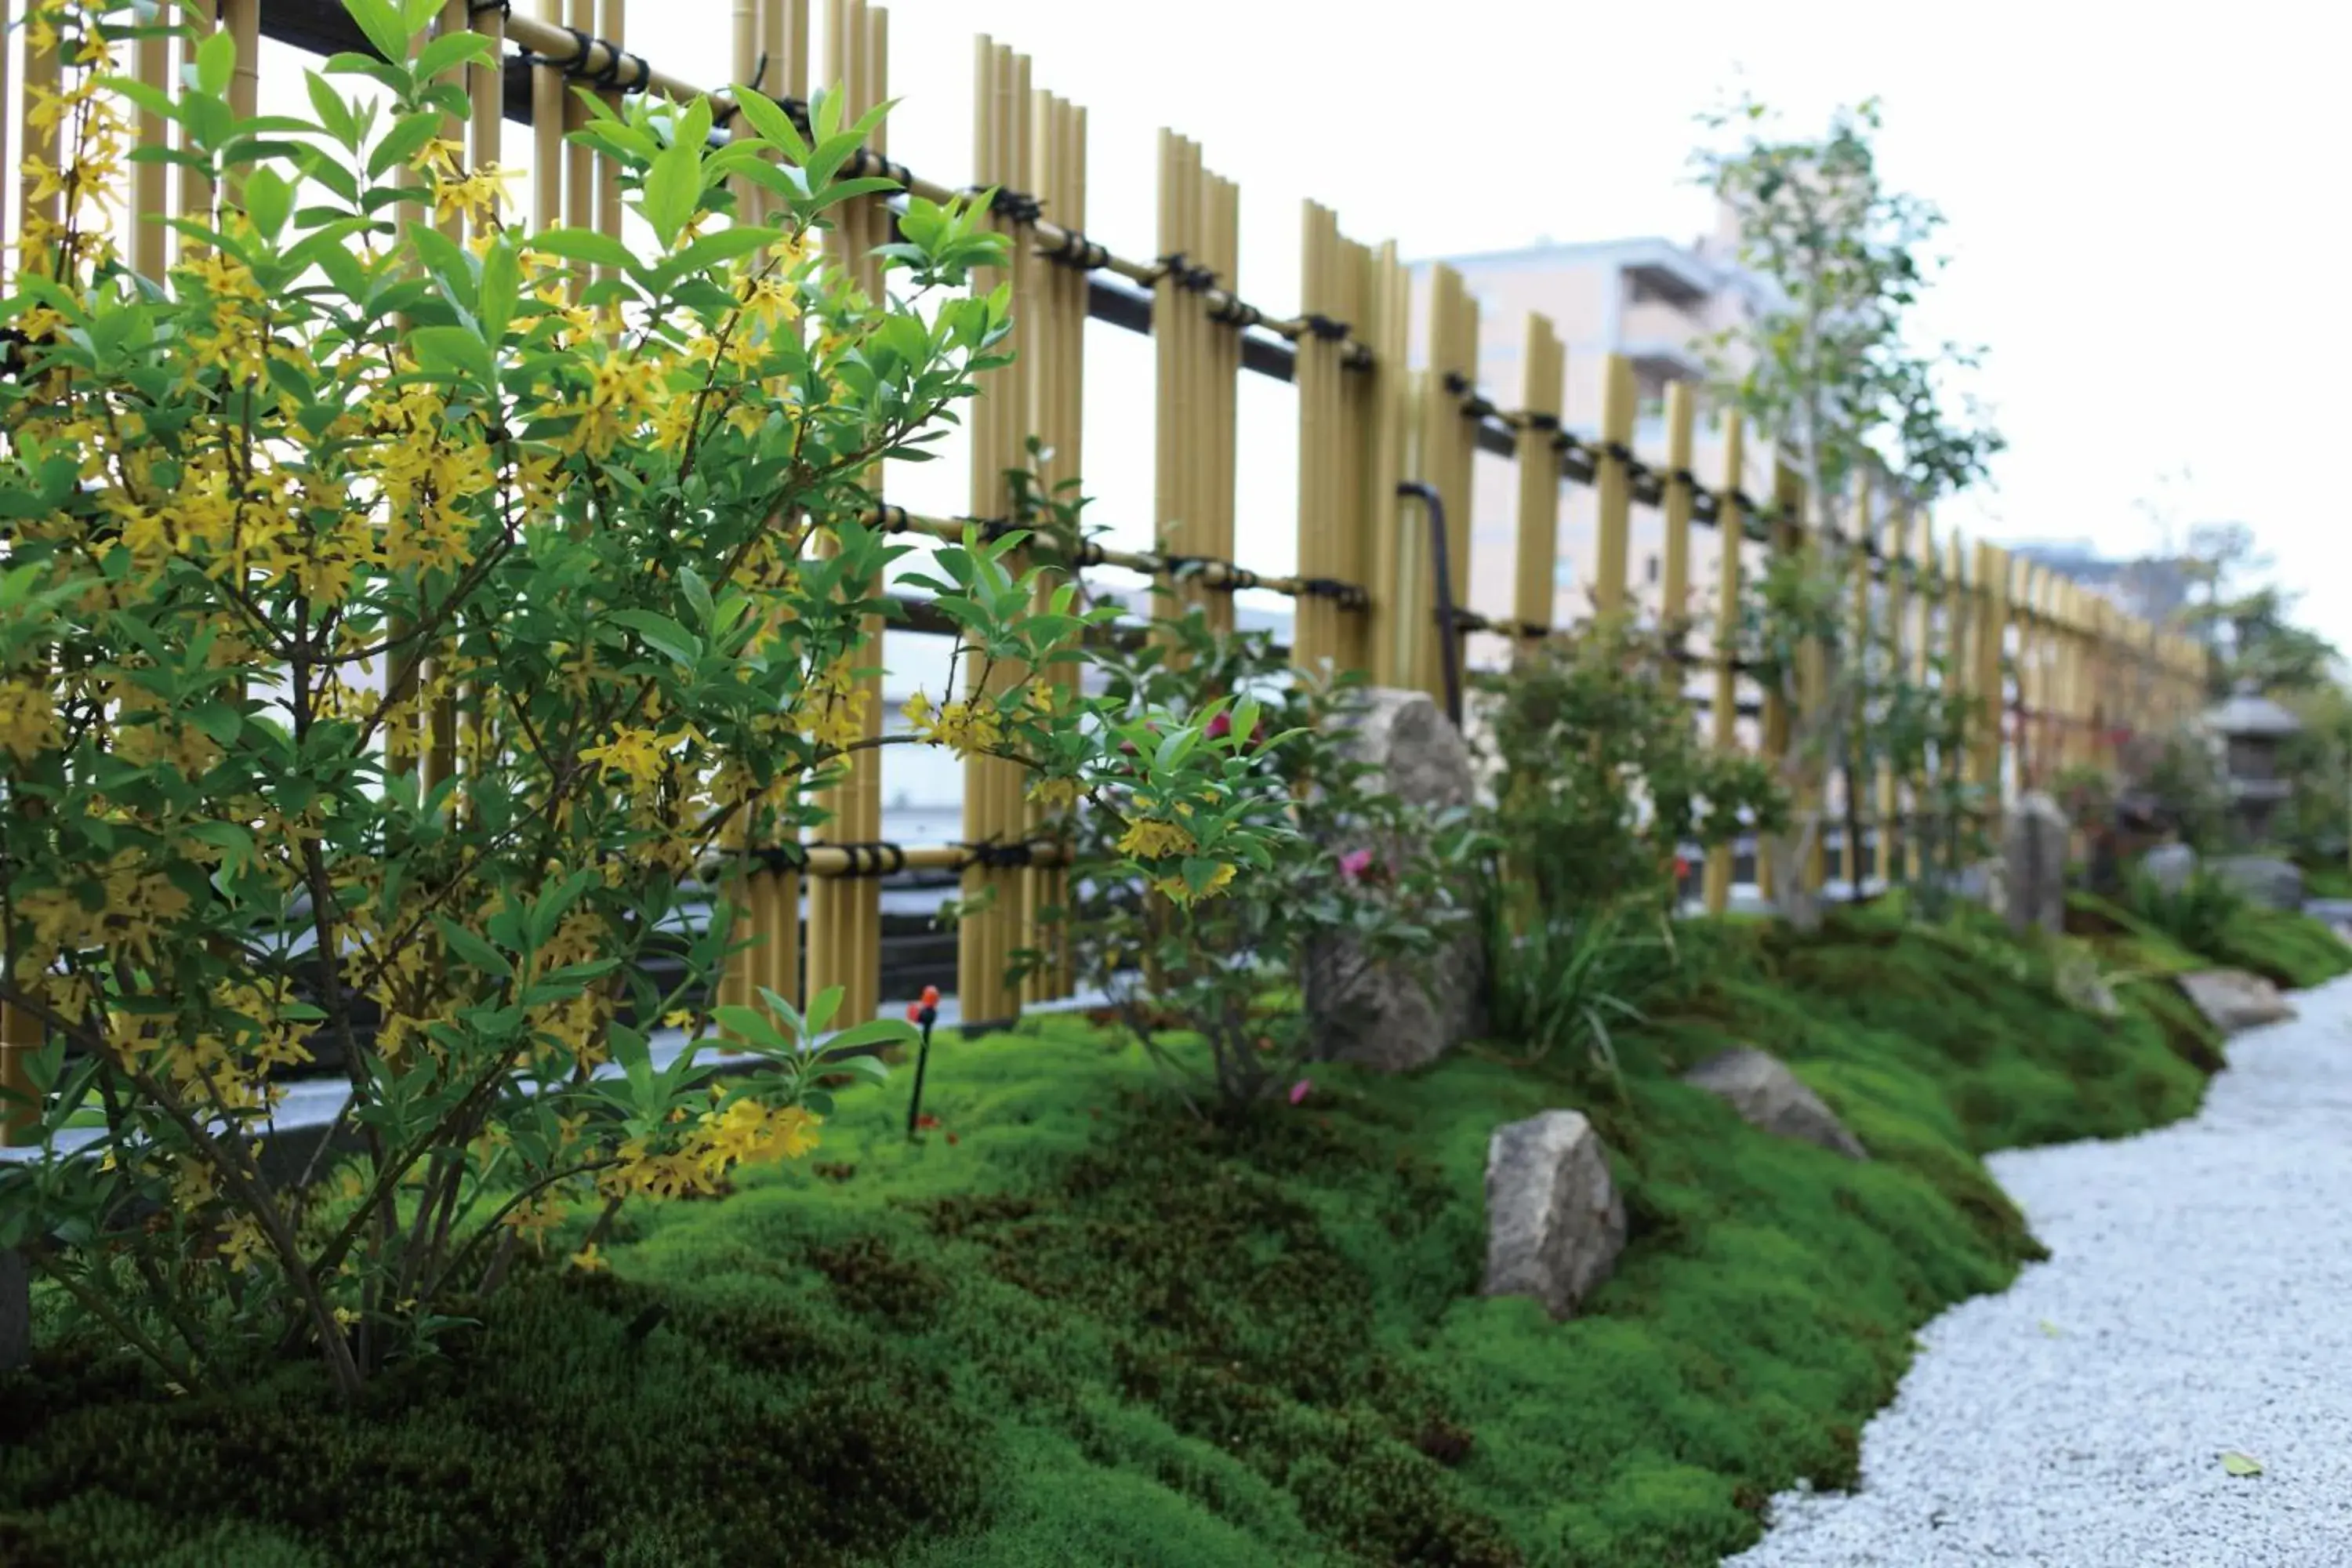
[1206,712,1232,740]
[1338,848,1375,883]
[1288,1079,1312,1105]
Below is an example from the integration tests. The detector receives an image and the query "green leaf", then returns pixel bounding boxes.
[399,0,442,34]
[607,608,701,668]
[342,0,412,66]
[196,26,238,97]
[2220,1451,2263,1478]
[825,1018,917,1055]
[241,165,293,241]
[477,235,518,346]
[413,29,493,82]
[528,226,636,271]
[408,324,492,384]
[639,107,703,248]
[712,1004,789,1053]
[728,86,808,164]
[433,915,514,981]
[668,224,783,277]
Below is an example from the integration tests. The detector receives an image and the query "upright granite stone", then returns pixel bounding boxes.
[2143,842,2198,895]
[1682,1047,1868,1160]
[2002,792,2071,935]
[1,1248,27,1371]
[1482,1110,1625,1319]
[2210,855,2303,912]
[1305,688,1483,1071]
[2177,969,2296,1033]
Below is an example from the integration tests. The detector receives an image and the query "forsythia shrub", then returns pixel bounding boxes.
[0,0,1228,1399]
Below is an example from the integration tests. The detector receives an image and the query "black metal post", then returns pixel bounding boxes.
[1397,481,1463,729]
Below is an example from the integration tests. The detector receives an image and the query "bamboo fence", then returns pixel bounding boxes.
[0,0,2212,1141]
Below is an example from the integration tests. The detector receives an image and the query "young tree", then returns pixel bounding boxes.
[1691,93,2005,925]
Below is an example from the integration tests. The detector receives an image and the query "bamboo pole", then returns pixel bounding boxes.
[1592,354,1636,625]
[534,0,568,233]
[1844,472,1873,887]
[1294,201,1343,674]
[1511,314,1566,659]
[1659,383,1696,647]
[132,19,169,277]
[1878,499,1912,880]
[176,0,218,255]
[1904,509,1936,884]
[1703,412,1747,916]
[1404,265,1475,699]
[1972,542,2007,801]
[957,35,1038,1029]
[1361,241,1410,688]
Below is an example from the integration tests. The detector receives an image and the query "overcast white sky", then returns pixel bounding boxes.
[648,0,2352,645]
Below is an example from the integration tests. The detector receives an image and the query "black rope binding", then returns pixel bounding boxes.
[1301,312,1351,342]
[978,187,1044,226]
[752,843,811,874]
[873,503,913,534]
[1298,576,1370,612]
[845,147,912,187]
[960,839,1037,870]
[1523,411,1561,433]
[1154,252,1218,292]
[816,842,909,877]
[1207,296,1262,328]
[466,0,510,17]
[1040,226,1110,270]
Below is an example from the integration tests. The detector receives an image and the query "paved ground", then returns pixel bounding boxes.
[1730,974,2352,1568]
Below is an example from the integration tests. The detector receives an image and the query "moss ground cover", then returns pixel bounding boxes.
[3,904,2344,1568]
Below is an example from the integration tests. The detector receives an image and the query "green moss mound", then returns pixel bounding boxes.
[0,911,2290,1567]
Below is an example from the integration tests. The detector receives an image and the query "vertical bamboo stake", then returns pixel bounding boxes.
[1942,532,1972,862]
[1361,241,1410,688]
[1294,202,1343,673]
[593,0,628,294]
[1970,542,2006,804]
[1152,130,1199,632]
[1659,383,1695,646]
[20,5,60,278]
[1843,472,1873,887]
[1703,412,1746,916]
[1021,76,1085,1005]
[1511,315,1566,656]
[957,35,1036,1029]
[532,0,567,233]
[176,0,219,255]
[562,0,594,291]
[1592,354,1635,624]
[1878,500,1911,880]
[1757,463,1800,904]
[132,19,169,278]
[1905,509,1936,884]
[1405,265,1475,699]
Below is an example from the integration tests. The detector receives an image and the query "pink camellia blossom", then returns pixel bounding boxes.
[1338,848,1375,883]
[1206,712,1232,740]
[1288,1079,1312,1105]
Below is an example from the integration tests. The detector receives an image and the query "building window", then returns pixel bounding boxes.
[1645,554,1660,584]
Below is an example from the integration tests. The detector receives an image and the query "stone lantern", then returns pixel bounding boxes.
[2205,678,2300,848]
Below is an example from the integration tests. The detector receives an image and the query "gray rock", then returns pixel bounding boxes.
[1682,1047,1868,1160]
[1482,1110,1626,1319]
[2211,855,2303,912]
[1307,688,1483,1072]
[2143,841,2198,894]
[2002,792,2072,935]
[2178,968,2296,1033]
[0,1249,26,1371]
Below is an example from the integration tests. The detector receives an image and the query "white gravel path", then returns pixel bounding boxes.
[1728,973,2352,1568]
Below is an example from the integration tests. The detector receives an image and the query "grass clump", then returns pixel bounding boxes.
[2,905,2327,1567]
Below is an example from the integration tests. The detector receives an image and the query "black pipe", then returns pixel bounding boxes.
[1396,481,1463,729]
